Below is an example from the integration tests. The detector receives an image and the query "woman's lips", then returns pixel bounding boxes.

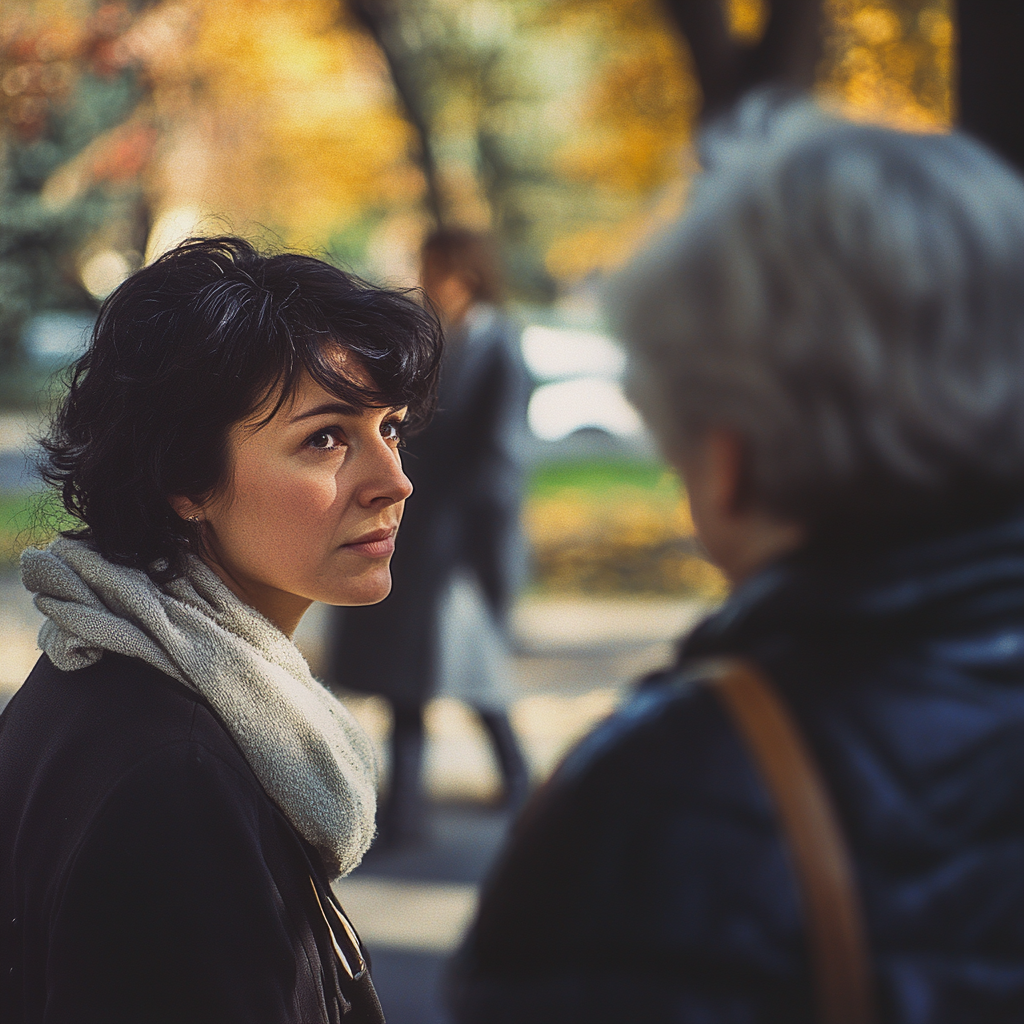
[343,528,396,558]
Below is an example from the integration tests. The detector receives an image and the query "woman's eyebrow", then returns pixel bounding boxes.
[288,402,404,423]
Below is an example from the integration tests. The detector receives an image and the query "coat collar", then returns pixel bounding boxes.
[681,510,1024,667]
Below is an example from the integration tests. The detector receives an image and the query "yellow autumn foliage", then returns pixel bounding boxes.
[5,0,958,291]
[524,469,728,597]
[544,0,955,284]
[726,0,769,43]
[137,0,424,255]
[820,0,953,130]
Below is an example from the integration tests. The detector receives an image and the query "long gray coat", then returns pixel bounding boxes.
[328,306,529,710]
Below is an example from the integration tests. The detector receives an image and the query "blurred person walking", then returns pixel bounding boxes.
[329,229,531,846]
[448,100,1024,1023]
[0,237,444,1023]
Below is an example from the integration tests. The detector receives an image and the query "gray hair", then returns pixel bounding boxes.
[613,96,1024,534]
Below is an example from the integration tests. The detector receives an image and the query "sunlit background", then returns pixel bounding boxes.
[0,2,955,1019]
[0,0,953,592]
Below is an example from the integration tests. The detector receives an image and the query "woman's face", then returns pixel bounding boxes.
[182,359,413,635]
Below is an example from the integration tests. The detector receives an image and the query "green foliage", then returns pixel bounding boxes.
[528,458,681,498]
[0,489,79,563]
[0,7,148,393]
[326,212,388,273]
[355,0,694,297]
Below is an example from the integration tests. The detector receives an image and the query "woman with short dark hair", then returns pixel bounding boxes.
[450,101,1024,1023]
[0,236,442,1023]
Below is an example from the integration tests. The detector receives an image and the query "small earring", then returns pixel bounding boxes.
[187,515,201,524]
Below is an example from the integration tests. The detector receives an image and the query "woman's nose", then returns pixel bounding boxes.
[355,439,413,508]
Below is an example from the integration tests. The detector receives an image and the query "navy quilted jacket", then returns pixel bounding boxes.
[450,515,1024,1023]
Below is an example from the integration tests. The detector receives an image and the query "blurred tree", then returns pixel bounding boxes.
[133,0,424,281]
[661,0,824,116]
[539,0,698,284]
[957,1,1024,172]
[0,3,151,390]
[820,0,952,129]
[544,0,947,289]
[0,0,966,357]
[349,0,444,226]
[654,0,952,130]
[534,0,953,287]
[348,0,563,296]
[343,1,698,297]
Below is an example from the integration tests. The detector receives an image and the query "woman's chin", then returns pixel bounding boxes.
[324,567,393,607]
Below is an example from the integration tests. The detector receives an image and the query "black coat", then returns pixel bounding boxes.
[329,307,529,709]
[0,651,384,1024]
[449,515,1024,1023]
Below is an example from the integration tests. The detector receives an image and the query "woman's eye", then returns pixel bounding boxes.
[382,420,404,444]
[307,429,343,451]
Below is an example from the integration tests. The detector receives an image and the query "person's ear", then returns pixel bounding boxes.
[674,429,804,583]
[168,495,203,523]
[671,428,746,552]
[703,429,747,519]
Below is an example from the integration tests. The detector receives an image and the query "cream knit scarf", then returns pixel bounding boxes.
[21,536,378,879]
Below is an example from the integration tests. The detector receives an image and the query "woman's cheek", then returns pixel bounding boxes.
[265,474,323,522]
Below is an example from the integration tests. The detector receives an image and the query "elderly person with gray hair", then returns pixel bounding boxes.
[448,100,1024,1024]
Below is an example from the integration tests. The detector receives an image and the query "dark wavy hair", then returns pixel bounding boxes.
[41,236,443,581]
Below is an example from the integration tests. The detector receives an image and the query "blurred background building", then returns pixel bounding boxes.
[0,1,978,1020]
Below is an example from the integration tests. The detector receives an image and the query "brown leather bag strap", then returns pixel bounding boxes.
[706,659,877,1024]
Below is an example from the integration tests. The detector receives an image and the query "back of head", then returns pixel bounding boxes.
[421,228,504,305]
[615,96,1024,544]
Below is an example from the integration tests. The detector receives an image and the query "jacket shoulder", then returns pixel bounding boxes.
[453,667,806,1018]
[1,656,338,1024]
[0,652,261,893]
[552,669,745,798]
[475,667,790,929]
[6,651,249,774]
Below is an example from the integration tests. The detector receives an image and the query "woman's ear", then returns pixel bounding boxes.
[674,429,804,584]
[168,495,203,522]
[704,429,747,518]
[675,429,746,527]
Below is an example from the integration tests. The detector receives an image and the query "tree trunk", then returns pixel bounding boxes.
[956,0,1024,174]
[349,0,445,227]
[661,0,824,118]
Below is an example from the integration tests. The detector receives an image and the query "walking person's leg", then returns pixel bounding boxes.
[477,707,530,812]
[380,702,427,846]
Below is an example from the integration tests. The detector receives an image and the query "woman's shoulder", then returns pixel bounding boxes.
[0,653,283,914]
[483,667,777,896]
[0,655,346,1024]
[454,667,801,1015]
[11,652,227,750]
[1,652,262,821]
